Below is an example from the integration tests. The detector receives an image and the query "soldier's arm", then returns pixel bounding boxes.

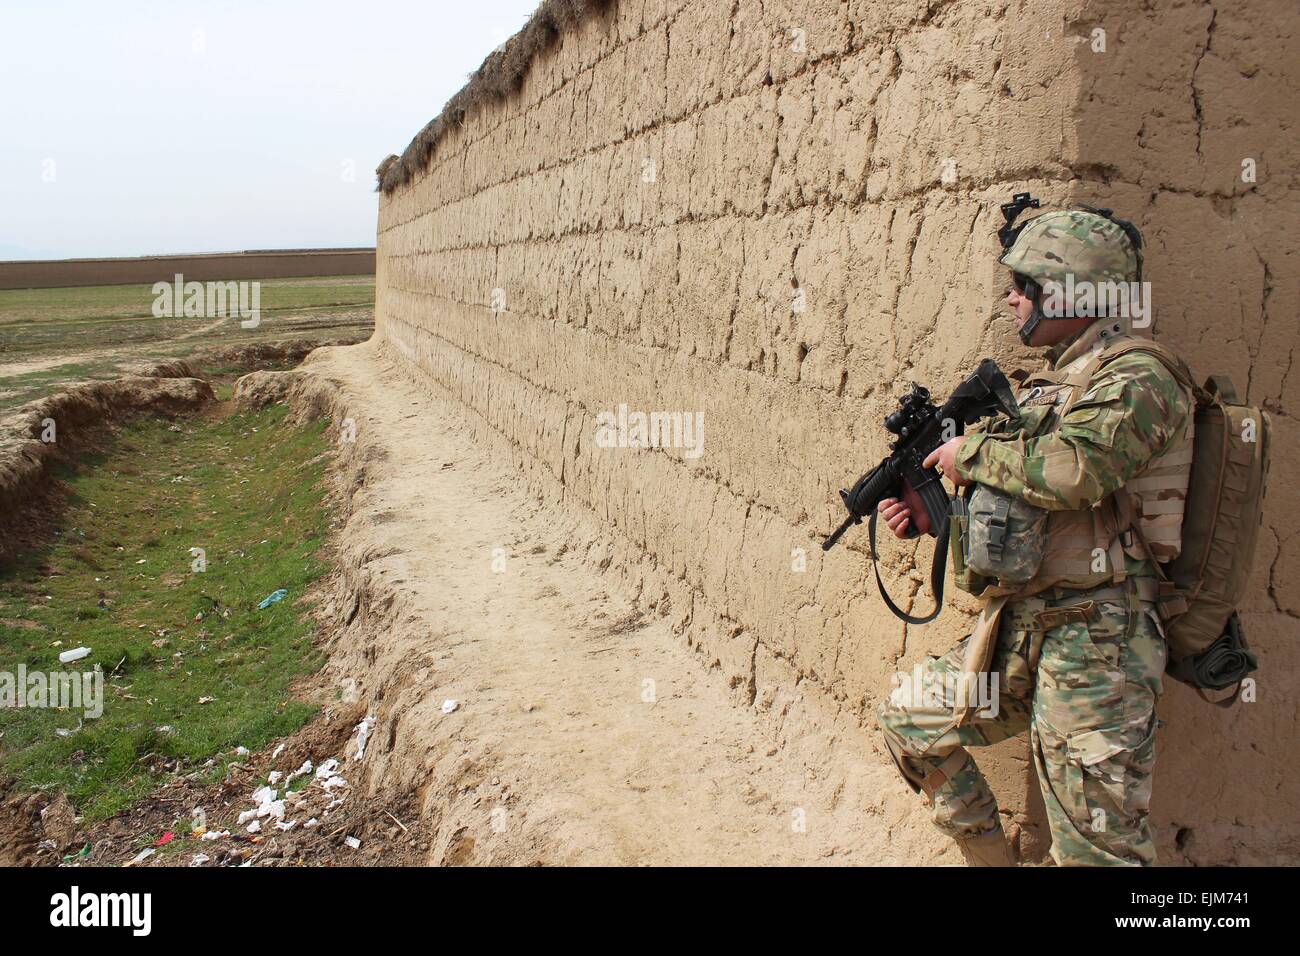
[953,354,1191,510]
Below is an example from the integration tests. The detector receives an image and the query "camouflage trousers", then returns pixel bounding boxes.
[877,584,1166,866]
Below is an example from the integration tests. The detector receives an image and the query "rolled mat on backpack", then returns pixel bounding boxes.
[1166,612,1259,691]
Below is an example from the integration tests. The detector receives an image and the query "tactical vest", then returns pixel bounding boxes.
[999,325,1194,597]
[947,325,1198,726]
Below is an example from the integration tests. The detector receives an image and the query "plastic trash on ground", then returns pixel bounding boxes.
[354,715,375,760]
[257,589,289,610]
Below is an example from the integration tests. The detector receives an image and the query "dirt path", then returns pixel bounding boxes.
[0,317,230,380]
[284,341,950,865]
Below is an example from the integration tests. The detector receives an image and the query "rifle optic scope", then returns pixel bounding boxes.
[884,384,934,439]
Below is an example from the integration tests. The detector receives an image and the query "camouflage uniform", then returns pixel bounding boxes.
[877,210,1192,866]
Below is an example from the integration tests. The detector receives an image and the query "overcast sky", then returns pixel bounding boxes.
[0,0,540,260]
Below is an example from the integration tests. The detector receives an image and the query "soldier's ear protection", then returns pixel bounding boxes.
[1011,272,1048,346]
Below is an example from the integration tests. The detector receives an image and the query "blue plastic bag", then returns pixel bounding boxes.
[257,589,288,610]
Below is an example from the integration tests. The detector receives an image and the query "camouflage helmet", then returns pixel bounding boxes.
[999,208,1142,288]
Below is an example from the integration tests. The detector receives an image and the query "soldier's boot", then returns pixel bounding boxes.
[883,736,1017,867]
[954,822,1015,867]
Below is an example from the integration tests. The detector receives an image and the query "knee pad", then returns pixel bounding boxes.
[882,733,925,795]
[883,735,971,803]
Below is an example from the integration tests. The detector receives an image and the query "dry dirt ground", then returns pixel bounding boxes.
[169,339,957,867]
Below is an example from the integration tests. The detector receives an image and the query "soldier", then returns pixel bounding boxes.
[875,206,1193,866]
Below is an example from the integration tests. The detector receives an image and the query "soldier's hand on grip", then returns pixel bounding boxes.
[879,481,932,539]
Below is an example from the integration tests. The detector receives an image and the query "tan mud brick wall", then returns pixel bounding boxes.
[375,0,1299,863]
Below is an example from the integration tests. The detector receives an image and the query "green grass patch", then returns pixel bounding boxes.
[0,404,333,820]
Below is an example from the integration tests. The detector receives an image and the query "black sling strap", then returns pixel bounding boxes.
[867,508,951,625]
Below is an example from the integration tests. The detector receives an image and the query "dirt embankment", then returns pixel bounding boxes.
[0,340,360,564]
[0,375,216,563]
[0,337,370,865]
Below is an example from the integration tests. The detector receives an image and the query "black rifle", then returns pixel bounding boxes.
[823,359,1020,624]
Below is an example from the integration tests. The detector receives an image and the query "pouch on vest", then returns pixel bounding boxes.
[963,485,1048,586]
[949,496,992,596]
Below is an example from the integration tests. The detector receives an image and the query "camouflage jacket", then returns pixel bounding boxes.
[954,319,1192,577]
